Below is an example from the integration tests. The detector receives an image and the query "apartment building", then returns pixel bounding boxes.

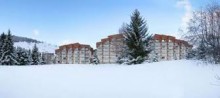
[55,43,93,64]
[42,53,55,64]
[96,34,192,63]
[150,34,193,61]
[96,34,125,64]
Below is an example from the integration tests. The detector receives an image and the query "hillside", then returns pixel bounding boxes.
[12,35,57,53]
[0,60,220,98]
[14,42,58,53]
[12,35,41,43]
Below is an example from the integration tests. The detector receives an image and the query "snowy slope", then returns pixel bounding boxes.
[14,42,58,53]
[0,60,220,98]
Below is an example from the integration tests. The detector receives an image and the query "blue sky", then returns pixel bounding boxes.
[0,0,212,48]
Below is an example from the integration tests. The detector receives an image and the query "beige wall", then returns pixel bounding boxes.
[97,38,124,64]
[56,47,92,64]
[150,40,191,62]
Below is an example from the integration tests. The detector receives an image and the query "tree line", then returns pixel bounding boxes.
[0,30,46,65]
[106,4,220,65]
[116,3,220,65]
[185,2,220,64]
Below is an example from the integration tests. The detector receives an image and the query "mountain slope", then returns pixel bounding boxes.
[12,35,41,43]
[14,42,57,53]
[12,35,57,53]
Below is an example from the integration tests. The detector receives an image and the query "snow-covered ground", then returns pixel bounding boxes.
[14,42,58,53]
[0,60,220,98]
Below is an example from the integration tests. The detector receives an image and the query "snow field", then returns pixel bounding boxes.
[0,60,220,98]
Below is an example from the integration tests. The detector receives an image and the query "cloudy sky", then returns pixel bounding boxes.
[0,0,211,48]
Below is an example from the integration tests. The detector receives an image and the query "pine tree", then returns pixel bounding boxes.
[0,33,6,51]
[116,46,130,64]
[31,44,39,65]
[16,47,29,65]
[41,55,46,64]
[27,49,32,65]
[92,54,99,65]
[119,9,152,65]
[1,30,18,65]
[153,53,159,62]
[39,53,46,65]
[0,33,6,64]
[196,40,206,60]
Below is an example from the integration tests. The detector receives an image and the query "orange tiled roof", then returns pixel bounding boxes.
[56,43,93,52]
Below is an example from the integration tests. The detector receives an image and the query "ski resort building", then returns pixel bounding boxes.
[96,34,192,64]
[96,34,125,64]
[149,34,193,61]
[55,43,93,64]
[42,53,55,64]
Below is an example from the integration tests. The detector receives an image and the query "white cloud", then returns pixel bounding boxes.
[33,29,40,36]
[176,0,193,29]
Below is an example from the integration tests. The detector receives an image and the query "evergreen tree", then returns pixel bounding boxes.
[16,47,29,65]
[196,40,206,60]
[39,53,46,65]
[186,49,196,60]
[152,53,159,62]
[92,54,99,65]
[27,49,32,65]
[31,44,39,65]
[0,33,6,64]
[116,46,130,64]
[119,9,152,64]
[1,30,18,65]
[90,50,99,65]
[41,55,46,64]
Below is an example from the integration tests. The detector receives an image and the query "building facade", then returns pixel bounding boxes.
[149,34,193,61]
[42,53,55,64]
[96,34,192,64]
[55,43,93,64]
[96,34,125,64]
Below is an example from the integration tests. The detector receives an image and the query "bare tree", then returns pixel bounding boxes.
[185,2,220,63]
